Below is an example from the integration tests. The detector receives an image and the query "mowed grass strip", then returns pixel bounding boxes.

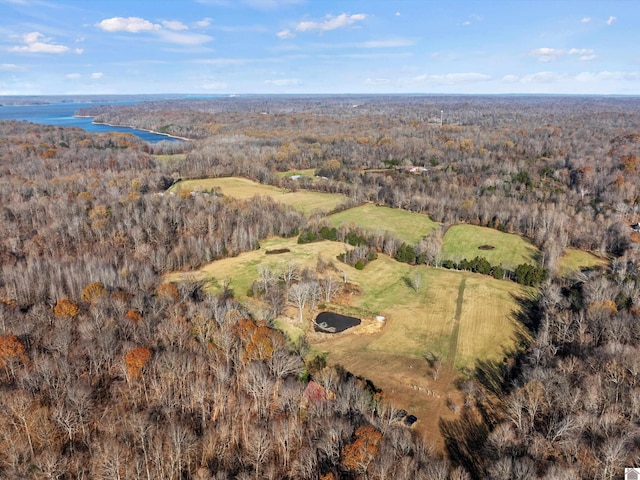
[442,224,539,270]
[455,277,528,369]
[170,177,347,215]
[329,204,440,244]
[558,248,608,277]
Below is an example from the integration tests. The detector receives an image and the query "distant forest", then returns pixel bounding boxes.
[1,95,640,478]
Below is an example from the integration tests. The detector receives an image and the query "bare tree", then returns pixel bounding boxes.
[289,282,311,323]
[320,276,340,303]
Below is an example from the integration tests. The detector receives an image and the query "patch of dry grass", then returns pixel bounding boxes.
[170,177,347,215]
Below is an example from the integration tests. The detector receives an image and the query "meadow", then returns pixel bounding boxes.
[328,203,440,244]
[441,224,539,270]
[557,248,608,277]
[170,176,348,215]
[167,234,526,443]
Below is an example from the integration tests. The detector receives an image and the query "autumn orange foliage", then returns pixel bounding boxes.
[81,281,108,304]
[53,298,80,318]
[125,347,152,379]
[341,424,383,473]
[233,318,284,362]
[157,282,179,302]
[125,309,143,323]
[0,334,27,368]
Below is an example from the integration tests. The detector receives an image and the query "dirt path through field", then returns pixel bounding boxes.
[445,278,466,374]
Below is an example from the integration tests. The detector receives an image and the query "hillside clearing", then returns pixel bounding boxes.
[170,176,348,215]
[329,203,440,244]
[442,224,538,270]
[558,248,608,277]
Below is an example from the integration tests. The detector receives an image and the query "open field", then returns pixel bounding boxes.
[276,168,317,179]
[558,248,608,277]
[167,237,524,369]
[165,236,352,306]
[328,203,440,244]
[167,236,526,445]
[442,224,539,270]
[304,254,526,445]
[170,176,347,215]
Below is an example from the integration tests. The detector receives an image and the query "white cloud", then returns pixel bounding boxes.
[74,48,84,54]
[530,47,564,62]
[502,74,519,83]
[569,48,593,55]
[97,16,212,45]
[364,78,391,85]
[530,47,596,62]
[265,78,302,86]
[277,29,294,39]
[162,20,188,31]
[195,18,212,28]
[66,73,81,79]
[606,16,616,26]
[411,72,491,85]
[395,12,401,16]
[8,32,69,54]
[97,17,161,33]
[296,13,366,33]
[581,17,591,23]
[90,72,103,79]
[462,21,471,26]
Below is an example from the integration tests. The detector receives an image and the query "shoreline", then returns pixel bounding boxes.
[75,115,191,141]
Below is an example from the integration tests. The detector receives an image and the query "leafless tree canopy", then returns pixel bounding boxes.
[1,94,640,478]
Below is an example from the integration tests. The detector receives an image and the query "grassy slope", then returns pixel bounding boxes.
[168,237,524,369]
[167,236,526,446]
[442,224,539,270]
[170,177,347,215]
[558,248,608,277]
[329,203,440,244]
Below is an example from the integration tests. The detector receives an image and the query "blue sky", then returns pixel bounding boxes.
[0,0,638,95]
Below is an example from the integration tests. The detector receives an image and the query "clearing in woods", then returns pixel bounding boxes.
[167,236,526,448]
[328,203,440,244]
[442,224,539,270]
[170,176,348,215]
[557,248,608,277]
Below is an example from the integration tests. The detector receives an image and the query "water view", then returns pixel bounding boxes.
[0,101,183,143]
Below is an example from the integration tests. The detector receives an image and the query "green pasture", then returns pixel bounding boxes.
[442,224,539,270]
[328,203,440,244]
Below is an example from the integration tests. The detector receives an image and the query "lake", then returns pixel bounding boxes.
[0,101,183,143]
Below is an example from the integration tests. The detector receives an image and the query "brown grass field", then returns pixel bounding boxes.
[167,236,527,448]
[557,248,608,277]
[170,176,348,215]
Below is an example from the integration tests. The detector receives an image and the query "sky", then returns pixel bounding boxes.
[0,0,639,95]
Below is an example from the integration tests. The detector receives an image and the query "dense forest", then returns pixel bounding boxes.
[1,95,640,478]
